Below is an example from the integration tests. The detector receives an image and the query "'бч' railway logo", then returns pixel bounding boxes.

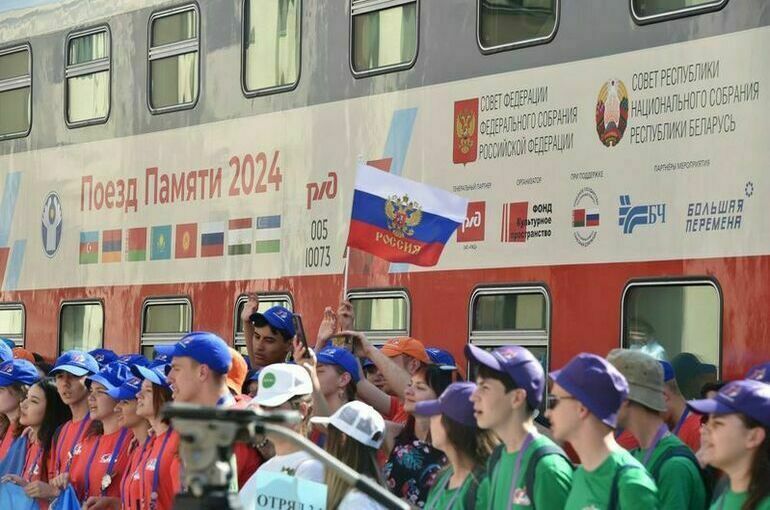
[596,79,629,147]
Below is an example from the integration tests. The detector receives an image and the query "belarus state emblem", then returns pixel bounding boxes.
[453,98,479,164]
[596,79,629,147]
[385,194,422,238]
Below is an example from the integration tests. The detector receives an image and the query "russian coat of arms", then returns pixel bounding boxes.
[385,194,423,238]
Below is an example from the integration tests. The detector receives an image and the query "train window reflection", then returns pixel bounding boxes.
[631,0,728,23]
[148,5,199,112]
[66,28,110,126]
[348,290,409,343]
[351,0,417,75]
[0,304,24,345]
[243,0,301,94]
[478,0,558,52]
[59,301,104,353]
[622,280,721,399]
[0,45,31,139]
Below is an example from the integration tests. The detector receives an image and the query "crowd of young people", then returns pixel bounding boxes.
[0,298,767,510]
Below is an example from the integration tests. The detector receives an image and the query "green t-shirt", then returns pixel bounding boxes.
[710,490,770,510]
[631,434,705,510]
[475,435,573,509]
[564,448,659,510]
[423,467,477,510]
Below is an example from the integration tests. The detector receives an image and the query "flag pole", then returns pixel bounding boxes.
[342,246,350,301]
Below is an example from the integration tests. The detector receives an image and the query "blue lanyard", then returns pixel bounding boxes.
[83,428,129,498]
[642,424,669,465]
[123,435,152,510]
[150,429,173,510]
[490,433,535,510]
[26,443,44,480]
[673,408,690,435]
[56,418,90,474]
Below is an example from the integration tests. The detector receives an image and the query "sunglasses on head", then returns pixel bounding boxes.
[546,393,577,410]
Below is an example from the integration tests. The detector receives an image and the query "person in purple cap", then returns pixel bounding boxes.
[466,344,573,509]
[415,382,497,509]
[48,350,100,485]
[547,353,658,510]
[240,294,295,369]
[167,331,233,408]
[687,379,770,510]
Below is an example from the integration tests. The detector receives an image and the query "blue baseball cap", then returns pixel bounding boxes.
[247,369,261,382]
[746,362,770,384]
[107,376,143,401]
[688,379,770,427]
[130,364,170,389]
[414,382,477,427]
[316,346,360,383]
[0,359,40,386]
[466,344,546,408]
[89,349,118,368]
[150,345,175,367]
[659,360,676,382]
[50,351,99,377]
[171,331,232,375]
[1,338,15,350]
[550,353,629,428]
[0,340,13,364]
[87,362,132,392]
[117,354,150,367]
[426,348,458,370]
[249,306,296,339]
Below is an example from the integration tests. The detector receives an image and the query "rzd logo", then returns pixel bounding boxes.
[457,202,485,243]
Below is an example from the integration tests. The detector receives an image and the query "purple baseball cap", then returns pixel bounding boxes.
[550,353,629,428]
[688,379,770,427]
[316,346,360,383]
[746,362,770,383]
[131,364,171,389]
[414,382,478,427]
[465,344,545,408]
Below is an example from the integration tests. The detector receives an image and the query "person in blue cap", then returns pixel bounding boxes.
[167,331,233,407]
[243,370,260,398]
[660,359,702,452]
[151,345,175,367]
[466,345,573,509]
[547,353,658,510]
[48,350,100,487]
[746,361,770,384]
[0,359,40,460]
[0,337,13,365]
[51,362,132,503]
[416,382,497,509]
[688,379,770,510]
[89,349,118,369]
[426,347,459,371]
[240,294,295,368]
[116,354,150,368]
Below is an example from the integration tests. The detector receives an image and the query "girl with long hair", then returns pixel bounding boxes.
[1,378,71,508]
[416,382,498,509]
[384,364,452,508]
[688,379,770,510]
[0,359,39,459]
[311,401,387,509]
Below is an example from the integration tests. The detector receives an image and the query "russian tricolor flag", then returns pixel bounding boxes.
[347,164,468,267]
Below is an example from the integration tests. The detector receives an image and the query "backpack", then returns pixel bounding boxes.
[463,466,488,509]
[608,464,640,510]
[485,442,573,509]
[646,444,714,502]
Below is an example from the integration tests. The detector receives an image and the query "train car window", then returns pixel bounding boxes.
[468,286,550,369]
[234,293,293,354]
[0,45,31,139]
[242,0,301,95]
[0,303,24,346]
[350,0,418,76]
[478,0,559,53]
[65,27,110,126]
[148,5,200,112]
[59,301,104,353]
[622,280,721,399]
[631,0,728,24]
[347,289,410,343]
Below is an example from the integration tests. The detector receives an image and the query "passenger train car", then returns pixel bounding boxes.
[0,0,766,397]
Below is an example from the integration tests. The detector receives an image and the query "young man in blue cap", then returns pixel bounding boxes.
[167,331,233,407]
[609,349,706,510]
[660,360,701,452]
[240,294,295,369]
[547,352,659,510]
[466,344,574,509]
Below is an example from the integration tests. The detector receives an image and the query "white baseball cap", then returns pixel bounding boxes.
[254,363,313,408]
[310,401,385,449]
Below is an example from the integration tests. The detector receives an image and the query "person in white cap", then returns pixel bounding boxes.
[311,401,387,510]
[238,364,324,506]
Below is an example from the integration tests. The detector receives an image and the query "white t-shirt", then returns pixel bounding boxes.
[338,489,387,510]
[239,451,325,507]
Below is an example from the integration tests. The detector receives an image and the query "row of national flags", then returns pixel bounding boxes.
[79,216,282,264]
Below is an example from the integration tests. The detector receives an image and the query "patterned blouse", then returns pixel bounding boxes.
[384,438,447,508]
